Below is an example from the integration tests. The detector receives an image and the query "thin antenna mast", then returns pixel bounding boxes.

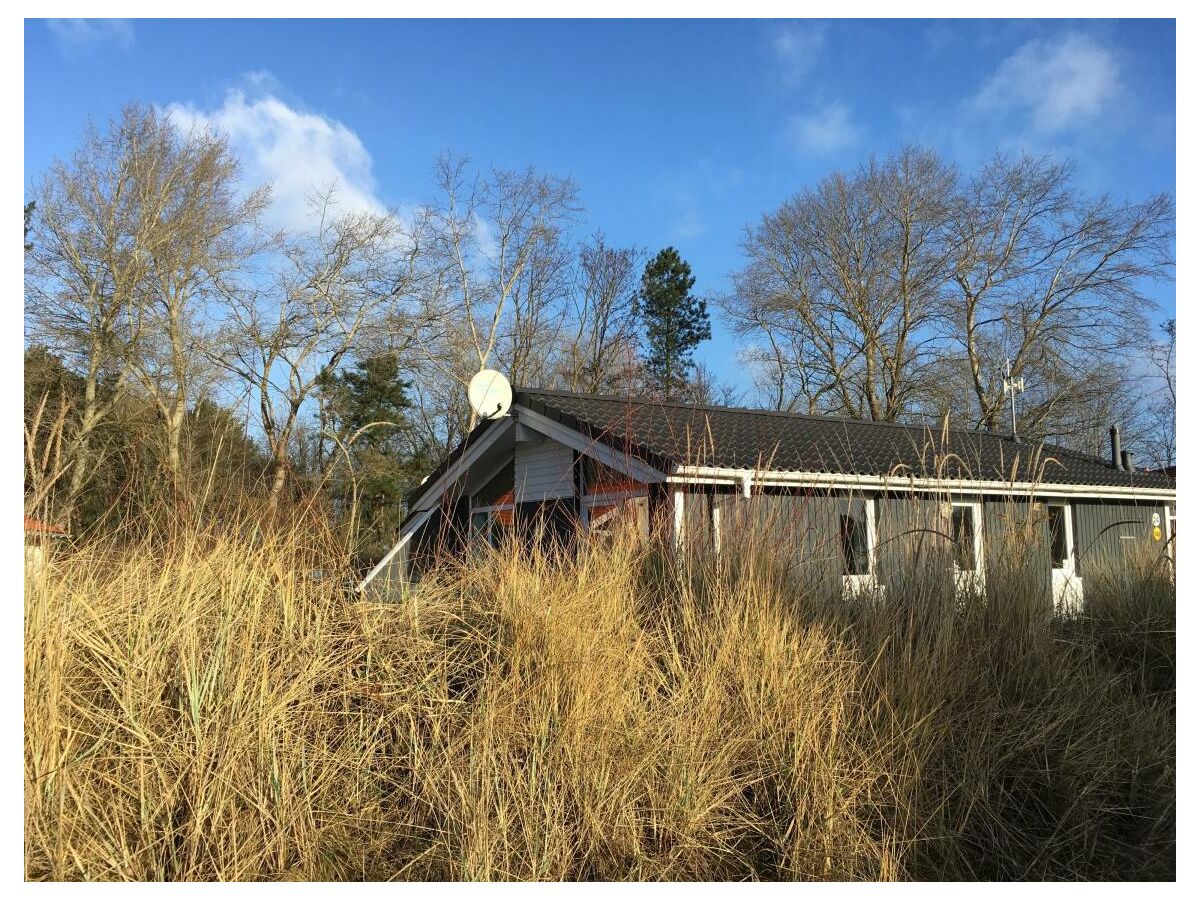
[1002,358,1025,440]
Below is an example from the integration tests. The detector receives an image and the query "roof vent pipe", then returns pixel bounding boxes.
[1121,449,1134,473]
[1109,425,1122,469]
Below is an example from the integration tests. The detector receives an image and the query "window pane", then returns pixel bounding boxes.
[471,511,489,537]
[839,503,869,576]
[951,506,976,571]
[1048,505,1068,568]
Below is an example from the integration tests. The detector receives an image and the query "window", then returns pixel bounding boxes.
[470,489,515,551]
[1048,504,1069,569]
[945,504,984,580]
[470,510,490,538]
[582,464,647,538]
[951,505,977,571]
[839,499,872,576]
[589,496,649,540]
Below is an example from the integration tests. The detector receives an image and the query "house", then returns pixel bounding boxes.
[359,388,1176,607]
[24,515,68,578]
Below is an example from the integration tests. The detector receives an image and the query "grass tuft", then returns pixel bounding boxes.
[25,510,1174,880]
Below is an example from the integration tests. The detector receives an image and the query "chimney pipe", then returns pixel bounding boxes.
[1121,449,1134,473]
[1110,425,1122,469]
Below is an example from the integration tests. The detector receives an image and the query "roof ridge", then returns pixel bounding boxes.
[517,386,1101,458]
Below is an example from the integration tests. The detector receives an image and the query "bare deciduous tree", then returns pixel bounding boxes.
[726,147,1175,448]
[23,105,266,513]
[498,216,574,388]
[725,147,957,420]
[218,191,418,507]
[948,155,1174,435]
[1133,318,1176,469]
[113,107,269,489]
[418,154,580,423]
[558,233,644,393]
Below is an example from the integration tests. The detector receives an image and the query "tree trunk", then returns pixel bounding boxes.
[62,358,104,522]
[267,457,290,511]
[165,399,186,490]
[64,439,93,521]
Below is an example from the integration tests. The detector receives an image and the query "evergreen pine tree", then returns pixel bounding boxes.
[638,247,711,399]
[320,355,431,567]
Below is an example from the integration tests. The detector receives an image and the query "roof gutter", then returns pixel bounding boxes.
[668,465,1175,502]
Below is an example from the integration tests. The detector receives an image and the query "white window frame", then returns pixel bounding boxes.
[841,497,878,594]
[582,488,648,533]
[950,500,985,590]
[469,497,516,550]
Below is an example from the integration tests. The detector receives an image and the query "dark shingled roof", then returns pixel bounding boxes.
[407,389,1174,508]
[516,388,1176,490]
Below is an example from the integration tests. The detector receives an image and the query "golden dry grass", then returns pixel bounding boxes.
[24,511,1174,881]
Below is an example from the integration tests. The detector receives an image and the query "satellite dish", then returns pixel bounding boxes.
[468,369,512,420]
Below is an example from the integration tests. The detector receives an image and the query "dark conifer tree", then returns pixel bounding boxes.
[638,247,710,399]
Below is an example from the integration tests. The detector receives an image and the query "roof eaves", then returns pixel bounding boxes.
[515,388,1175,491]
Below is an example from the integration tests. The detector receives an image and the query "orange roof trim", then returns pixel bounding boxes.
[24,516,67,535]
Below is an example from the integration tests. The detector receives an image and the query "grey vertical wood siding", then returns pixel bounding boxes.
[710,492,843,592]
[1072,498,1166,574]
[981,496,1052,598]
[875,495,946,579]
[681,490,713,549]
[514,438,574,502]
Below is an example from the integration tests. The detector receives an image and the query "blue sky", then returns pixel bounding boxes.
[25,18,1176,392]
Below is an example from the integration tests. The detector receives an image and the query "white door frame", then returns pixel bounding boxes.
[950,500,985,593]
[842,497,878,596]
[1048,502,1084,611]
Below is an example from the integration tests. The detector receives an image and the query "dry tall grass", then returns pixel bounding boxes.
[24,510,1174,881]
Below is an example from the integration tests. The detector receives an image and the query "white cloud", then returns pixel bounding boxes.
[787,103,859,155]
[770,22,827,87]
[165,84,386,233]
[45,19,134,53]
[973,34,1119,133]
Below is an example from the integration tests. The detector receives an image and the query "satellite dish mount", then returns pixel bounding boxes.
[468,369,513,420]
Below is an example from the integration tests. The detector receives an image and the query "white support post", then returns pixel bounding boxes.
[673,490,685,552]
[712,500,721,554]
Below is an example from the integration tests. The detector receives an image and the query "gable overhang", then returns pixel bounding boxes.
[412,415,517,513]
[513,403,668,485]
[358,405,668,592]
[668,464,1176,502]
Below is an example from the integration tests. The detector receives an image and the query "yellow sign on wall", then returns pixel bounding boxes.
[1153,525,1162,542]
